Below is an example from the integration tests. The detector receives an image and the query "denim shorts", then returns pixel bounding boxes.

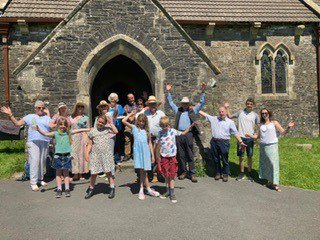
[52,154,72,170]
[237,138,254,157]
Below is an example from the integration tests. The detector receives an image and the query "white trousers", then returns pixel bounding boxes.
[27,140,49,185]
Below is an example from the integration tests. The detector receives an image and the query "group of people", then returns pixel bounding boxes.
[0,81,294,203]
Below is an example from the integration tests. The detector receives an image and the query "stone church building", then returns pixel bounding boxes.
[0,0,320,139]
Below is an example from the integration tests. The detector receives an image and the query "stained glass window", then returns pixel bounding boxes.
[275,51,287,93]
[261,50,273,94]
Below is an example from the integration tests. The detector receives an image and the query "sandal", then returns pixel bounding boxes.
[273,185,281,192]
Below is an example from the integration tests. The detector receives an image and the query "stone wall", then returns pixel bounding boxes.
[7,0,215,149]
[183,24,319,137]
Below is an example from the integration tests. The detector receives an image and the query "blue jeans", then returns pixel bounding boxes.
[210,139,230,175]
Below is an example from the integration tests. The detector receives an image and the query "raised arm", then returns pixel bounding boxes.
[71,128,91,134]
[193,82,207,114]
[165,83,178,114]
[274,120,295,135]
[106,116,118,134]
[0,106,25,126]
[224,102,236,119]
[122,110,136,129]
[198,110,208,118]
[35,125,54,138]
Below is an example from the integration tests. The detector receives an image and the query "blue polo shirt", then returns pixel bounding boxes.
[23,114,51,142]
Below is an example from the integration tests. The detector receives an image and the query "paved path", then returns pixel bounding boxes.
[1,170,319,240]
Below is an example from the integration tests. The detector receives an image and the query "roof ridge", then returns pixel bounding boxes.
[299,0,320,16]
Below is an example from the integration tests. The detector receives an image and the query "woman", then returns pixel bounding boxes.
[108,93,125,166]
[49,102,71,129]
[70,102,90,180]
[246,108,294,192]
[1,100,51,191]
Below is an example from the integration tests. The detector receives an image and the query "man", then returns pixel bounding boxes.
[199,107,246,182]
[224,98,259,181]
[123,93,138,161]
[137,95,165,182]
[166,82,207,183]
[1,100,51,191]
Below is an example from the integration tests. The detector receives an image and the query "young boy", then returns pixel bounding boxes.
[157,116,195,203]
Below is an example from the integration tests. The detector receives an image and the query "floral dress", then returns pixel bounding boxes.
[88,128,115,174]
[71,115,89,174]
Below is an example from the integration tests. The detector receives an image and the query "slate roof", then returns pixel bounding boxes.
[1,0,81,19]
[1,0,319,22]
[159,0,320,23]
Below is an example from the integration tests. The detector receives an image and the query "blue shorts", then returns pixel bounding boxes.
[237,138,254,157]
[52,154,72,170]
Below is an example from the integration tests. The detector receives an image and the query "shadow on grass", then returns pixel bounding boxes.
[0,147,24,154]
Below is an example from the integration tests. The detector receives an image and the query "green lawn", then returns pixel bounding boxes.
[1,138,319,190]
[0,140,26,179]
[225,137,320,191]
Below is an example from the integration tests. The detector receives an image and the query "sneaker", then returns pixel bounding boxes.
[31,184,39,192]
[191,175,198,183]
[99,173,107,178]
[138,192,146,200]
[65,189,71,197]
[55,189,62,198]
[222,174,229,182]
[108,188,115,199]
[236,173,245,181]
[160,191,170,199]
[170,195,178,203]
[39,181,47,187]
[247,172,254,182]
[178,172,187,180]
[85,188,94,199]
[147,189,160,197]
[214,174,221,181]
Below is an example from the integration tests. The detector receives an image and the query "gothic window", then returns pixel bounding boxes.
[275,51,287,93]
[258,44,292,96]
[261,50,273,94]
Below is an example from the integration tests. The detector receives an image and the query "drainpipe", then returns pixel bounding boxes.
[316,26,320,135]
[0,23,10,107]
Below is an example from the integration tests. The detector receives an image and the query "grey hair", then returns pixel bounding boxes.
[34,100,44,107]
[108,93,119,102]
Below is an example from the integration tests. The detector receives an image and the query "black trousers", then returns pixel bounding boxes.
[176,132,195,175]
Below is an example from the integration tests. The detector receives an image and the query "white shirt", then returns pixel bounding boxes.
[137,109,165,137]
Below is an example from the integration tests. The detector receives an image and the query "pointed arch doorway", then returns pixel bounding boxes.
[90,54,153,120]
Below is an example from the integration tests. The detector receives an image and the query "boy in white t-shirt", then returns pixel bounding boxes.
[225,98,259,181]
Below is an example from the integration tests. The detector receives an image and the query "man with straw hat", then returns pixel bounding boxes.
[165,82,207,183]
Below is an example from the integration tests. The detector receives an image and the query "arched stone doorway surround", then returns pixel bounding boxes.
[76,34,165,120]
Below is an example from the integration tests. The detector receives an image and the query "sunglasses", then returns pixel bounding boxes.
[36,107,45,110]
[261,112,269,115]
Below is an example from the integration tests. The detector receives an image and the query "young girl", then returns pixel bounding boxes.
[157,116,195,203]
[85,115,118,199]
[246,108,295,192]
[122,110,160,200]
[36,117,89,198]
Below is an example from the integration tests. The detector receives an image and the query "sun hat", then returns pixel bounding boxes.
[180,97,190,103]
[96,100,109,109]
[146,95,157,104]
[58,102,67,109]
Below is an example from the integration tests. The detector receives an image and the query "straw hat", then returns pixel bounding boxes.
[96,100,108,109]
[146,95,158,105]
[58,102,67,109]
[180,97,190,103]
